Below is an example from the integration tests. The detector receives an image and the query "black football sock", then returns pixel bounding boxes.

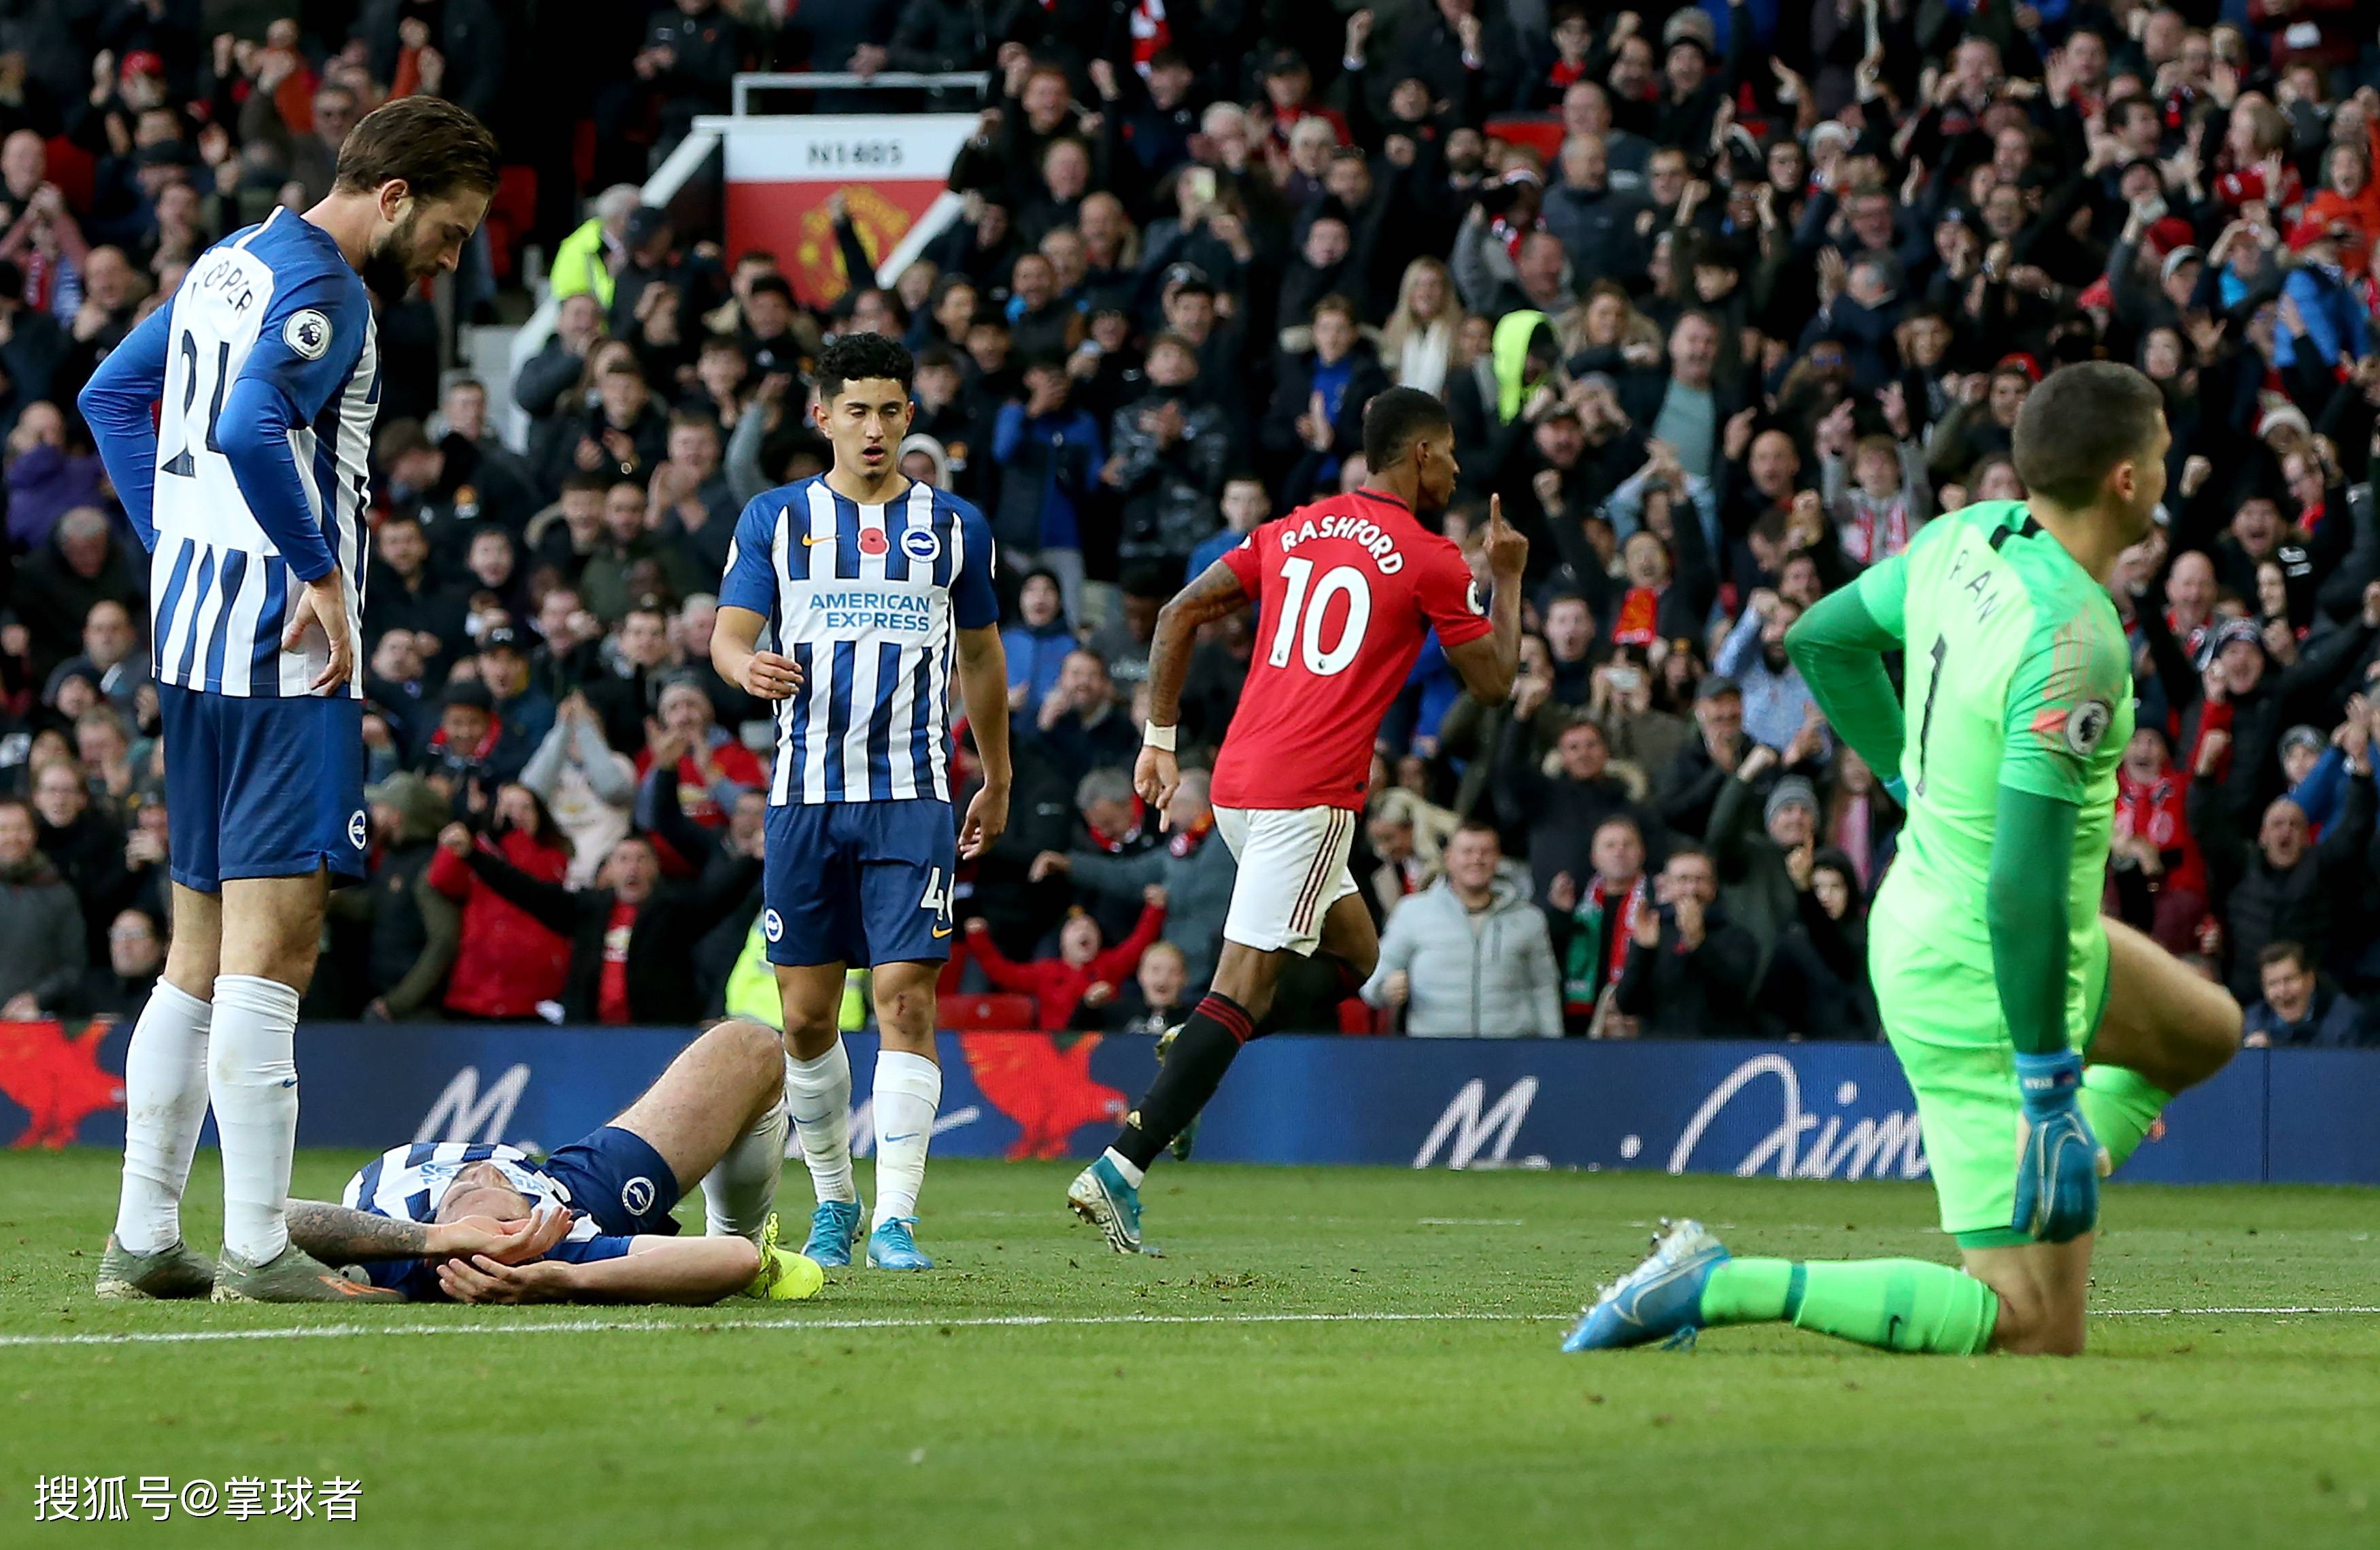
[1246,953,1365,1039]
[1112,992,1253,1172]
[1319,951,1366,1002]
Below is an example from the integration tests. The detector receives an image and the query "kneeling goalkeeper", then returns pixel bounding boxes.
[1565,364,2243,1358]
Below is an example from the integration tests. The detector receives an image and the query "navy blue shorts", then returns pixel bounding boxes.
[762,798,957,968]
[543,1125,683,1237]
[159,682,367,892]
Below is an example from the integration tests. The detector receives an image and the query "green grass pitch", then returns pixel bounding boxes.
[3,1151,2377,1547]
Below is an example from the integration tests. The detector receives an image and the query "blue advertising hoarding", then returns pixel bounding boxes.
[3,1019,2373,1185]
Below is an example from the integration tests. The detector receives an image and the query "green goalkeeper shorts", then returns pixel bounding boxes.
[1868,904,2111,1247]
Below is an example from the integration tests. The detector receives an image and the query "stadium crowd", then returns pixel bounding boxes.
[1,0,2378,1047]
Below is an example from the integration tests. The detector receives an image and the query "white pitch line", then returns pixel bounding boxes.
[2,1304,2375,1351]
[0,1310,1548,1349]
[2096,1305,2380,1317]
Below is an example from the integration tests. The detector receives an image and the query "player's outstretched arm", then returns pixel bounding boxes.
[1784,558,1910,794]
[437,1236,762,1306]
[1136,557,1251,815]
[1444,496,1528,706]
[955,622,1012,858]
[75,303,173,552]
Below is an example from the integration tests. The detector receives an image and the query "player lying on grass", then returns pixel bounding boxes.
[273,1019,823,1304]
[1068,387,1527,1253]
[1566,362,2243,1358]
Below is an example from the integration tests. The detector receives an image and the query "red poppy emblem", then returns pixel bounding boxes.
[859,528,889,556]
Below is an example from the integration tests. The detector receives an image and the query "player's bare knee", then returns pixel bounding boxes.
[709,1018,784,1095]
[779,1011,839,1062]
[218,928,319,992]
[873,985,933,1043]
[161,947,217,1005]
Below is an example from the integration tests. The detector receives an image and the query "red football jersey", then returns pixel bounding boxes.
[1209,490,1492,811]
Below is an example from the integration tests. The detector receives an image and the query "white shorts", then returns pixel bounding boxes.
[1213,805,1362,956]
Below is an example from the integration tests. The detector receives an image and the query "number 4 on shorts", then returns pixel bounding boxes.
[919,867,953,925]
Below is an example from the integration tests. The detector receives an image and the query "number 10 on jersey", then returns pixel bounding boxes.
[1268,557,1373,677]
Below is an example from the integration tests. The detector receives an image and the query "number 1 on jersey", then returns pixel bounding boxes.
[1914,636,1948,798]
[1268,556,1373,676]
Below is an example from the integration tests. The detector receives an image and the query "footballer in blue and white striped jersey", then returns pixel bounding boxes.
[81,207,381,890]
[294,1019,825,1304]
[339,1142,630,1300]
[81,96,503,1306]
[718,472,1000,806]
[711,334,1013,1276]
[120,207,378,701]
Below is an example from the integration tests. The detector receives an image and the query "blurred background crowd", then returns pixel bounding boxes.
[0,0,2377,1048]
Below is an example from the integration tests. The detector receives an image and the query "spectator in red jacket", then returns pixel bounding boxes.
[2110,726,2209,956]
[426,783,574,1020]
[962,886,1168,1030]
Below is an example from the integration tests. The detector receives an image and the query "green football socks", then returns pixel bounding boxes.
[2079,1064,2171,1173]
[1700,1258,1999,1355]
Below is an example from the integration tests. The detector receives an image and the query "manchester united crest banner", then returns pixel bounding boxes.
[722,114,977,308]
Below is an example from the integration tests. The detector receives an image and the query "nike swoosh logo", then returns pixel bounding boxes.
[930,925,953,939]
[884,1133,918,1144]
[801,533,828,546]
[279,1078,298,1088]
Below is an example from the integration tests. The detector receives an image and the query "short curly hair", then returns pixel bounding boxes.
[815,333,915,401]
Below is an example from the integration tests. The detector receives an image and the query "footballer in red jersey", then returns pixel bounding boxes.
[1067,387,1528,1252]
[1206,489,1493,813]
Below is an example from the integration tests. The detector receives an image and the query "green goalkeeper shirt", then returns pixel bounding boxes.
[1791,501,2133,1053]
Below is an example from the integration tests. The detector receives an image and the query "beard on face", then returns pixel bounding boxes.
[359,206,428,298]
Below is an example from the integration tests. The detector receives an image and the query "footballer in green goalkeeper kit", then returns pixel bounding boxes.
[1565,362,2243,1358]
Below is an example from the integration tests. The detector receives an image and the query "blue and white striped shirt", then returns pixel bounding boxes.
[80,208,379,700]
[719,475,999,806]
[339,1141,628,1299]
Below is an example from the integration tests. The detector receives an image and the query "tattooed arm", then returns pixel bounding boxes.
[1133,558,1252,814]
[284,1200,572,1264]
[286,1200,433,1259]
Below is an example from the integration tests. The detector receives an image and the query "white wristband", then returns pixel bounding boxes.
[1142,722,1178,753]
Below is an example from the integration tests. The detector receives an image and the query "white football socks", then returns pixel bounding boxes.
[870,1049,941,1229]
[209,975,301,1264]
[785,1042,856,1205]
[702,1094,788,1243]
[112,981,214,1254]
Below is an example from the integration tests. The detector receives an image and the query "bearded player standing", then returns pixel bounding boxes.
[1067,387,1527,1253]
